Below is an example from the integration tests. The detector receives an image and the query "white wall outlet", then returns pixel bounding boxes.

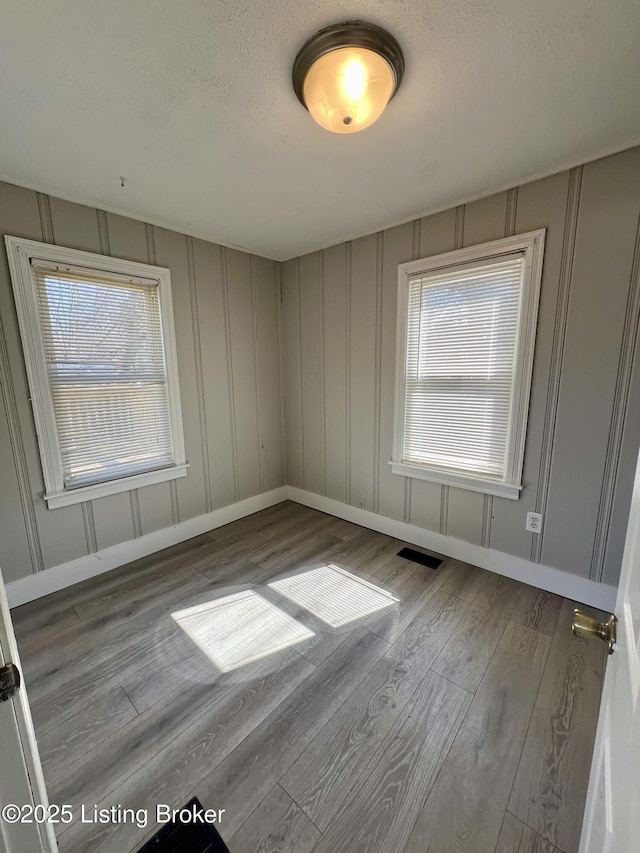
[526,512,543,533]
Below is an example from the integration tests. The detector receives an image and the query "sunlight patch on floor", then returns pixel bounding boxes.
[172,589,314,672]
[269,564,399,628]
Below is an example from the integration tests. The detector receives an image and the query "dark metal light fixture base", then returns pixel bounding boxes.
[292,20,405,110]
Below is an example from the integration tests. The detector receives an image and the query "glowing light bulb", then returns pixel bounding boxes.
[340,58,368,101]
[302,47,395,133]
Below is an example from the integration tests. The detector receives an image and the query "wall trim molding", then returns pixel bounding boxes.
[6,487,287,608]
[287,487,618,612]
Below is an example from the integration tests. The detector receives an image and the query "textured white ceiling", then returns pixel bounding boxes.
[1,0,639,260]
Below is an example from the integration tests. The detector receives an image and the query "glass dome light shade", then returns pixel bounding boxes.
[302,47,396,134]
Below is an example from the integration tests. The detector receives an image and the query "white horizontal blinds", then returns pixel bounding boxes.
[404,255,525,480]
[32,263,175,489]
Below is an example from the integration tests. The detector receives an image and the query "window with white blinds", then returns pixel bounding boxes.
[5,237,187,508]
[33,264,174,489]
[392,231,545,500]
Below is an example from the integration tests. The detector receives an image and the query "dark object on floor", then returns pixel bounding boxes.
[137,797,229,853]
[397,547,443,570]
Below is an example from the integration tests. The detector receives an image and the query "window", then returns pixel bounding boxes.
[392,230,545,500]
[5,237,187,508]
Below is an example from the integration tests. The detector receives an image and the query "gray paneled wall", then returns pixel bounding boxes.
[1,144,639,590]
[282,146,640,587]
[0,183,284,583]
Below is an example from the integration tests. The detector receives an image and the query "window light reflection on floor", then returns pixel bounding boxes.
[171,589,314,673]
[269,564,399,628]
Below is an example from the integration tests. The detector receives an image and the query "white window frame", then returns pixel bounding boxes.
[5,236,188,509]
[391,229,546,500]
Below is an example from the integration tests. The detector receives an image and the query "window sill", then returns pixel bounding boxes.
[389,461,521,500]
[44,463,189,509]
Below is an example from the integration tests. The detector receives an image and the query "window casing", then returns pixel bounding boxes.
[391,230,545,500]
[5,237,187,508]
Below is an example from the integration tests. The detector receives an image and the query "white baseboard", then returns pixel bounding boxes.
[287,487,618,612]
[6,487,288,608]
[7,483,618,613]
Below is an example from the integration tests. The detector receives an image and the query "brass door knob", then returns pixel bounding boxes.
[572,608,617,655]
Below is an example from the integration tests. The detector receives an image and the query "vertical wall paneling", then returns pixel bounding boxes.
[129,492,142,537]
[187,236,213,513]
[121,221,175,534]
[0,382,35,581]
[0,184,45,577]
[226,249,262,500]
[505,188,519,238]
[489,171,572,560]
[220,247,241,501]
[409,209,457,532]
[155,227,207,522]
[277,264,288,485]
[323,244,348,502]
[3,146,640,588]
[481,498,493,550]
[36,193,55,244]
[401,220,422,524]
[106,213,149,264]
[282,259,304,488]
[91,493,135,551]
[377,223,413,521]
[299,252,326,495]
[463,191,508,246]
[602,257,640,585]
[81,504,98,554]
[530,168,582,564]
[345,243,352,504]
[286,147,640,583]
[254,255,284,492]
[349,234,378,510]
[591,211,640,581]
[454,206,465,250]
[440,487,449,536]
[446,489,484,545]
[96,209,110,255]
[373,233,384,512]
[543,149,640,576]
[0,185,284,582]
[192,239,236,509]
[135,470,175,535]
[251,256,265,493]
[47,197,101,253]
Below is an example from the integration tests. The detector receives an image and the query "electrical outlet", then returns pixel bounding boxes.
[526,512,543,533]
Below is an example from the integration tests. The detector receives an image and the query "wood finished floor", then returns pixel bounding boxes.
[11,501,607,853]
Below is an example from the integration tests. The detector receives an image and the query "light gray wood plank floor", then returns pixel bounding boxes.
[10,501,606,853]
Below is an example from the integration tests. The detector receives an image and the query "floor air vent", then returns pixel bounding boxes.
[397,547,442,570]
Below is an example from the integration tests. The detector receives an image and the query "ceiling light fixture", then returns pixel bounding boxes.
[293,21,404,134]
